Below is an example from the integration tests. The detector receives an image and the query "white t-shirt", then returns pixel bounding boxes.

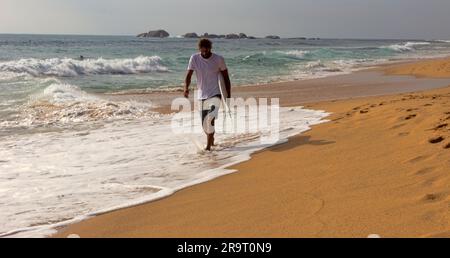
[187,53,228,100]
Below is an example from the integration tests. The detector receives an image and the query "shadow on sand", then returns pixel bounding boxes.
[268,135,335,152]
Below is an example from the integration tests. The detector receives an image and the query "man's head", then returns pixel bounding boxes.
[198,38,212,57]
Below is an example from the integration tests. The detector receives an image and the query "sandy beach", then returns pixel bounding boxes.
[54,58,450,238]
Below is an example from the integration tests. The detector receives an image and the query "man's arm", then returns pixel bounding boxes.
[220,69,231,98]
[184,70,194,98]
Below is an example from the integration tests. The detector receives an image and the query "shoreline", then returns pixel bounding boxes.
[102,55,450,95]
[104,61,450,113]
[52,57,450,238]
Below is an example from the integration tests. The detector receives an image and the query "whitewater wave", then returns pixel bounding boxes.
[279,50,310,59]
[0,83,157,128]
[382,41,431,52]
[0,106,329,237]
[0,56,168,77]
[275,58,387,82]
[305,60,326,69]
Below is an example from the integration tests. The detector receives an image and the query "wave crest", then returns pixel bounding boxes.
[0,56,168,77]
[12,83,157,127]
[383,41,431,52]
[279,50,310,59]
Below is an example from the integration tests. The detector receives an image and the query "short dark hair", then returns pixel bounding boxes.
[198,38,212,49]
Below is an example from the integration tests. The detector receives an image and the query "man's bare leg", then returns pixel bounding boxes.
[206,133,215,151]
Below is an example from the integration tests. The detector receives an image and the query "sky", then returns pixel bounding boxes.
[1,0,450,39]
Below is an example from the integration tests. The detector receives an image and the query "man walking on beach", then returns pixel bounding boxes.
[184,39,232,151]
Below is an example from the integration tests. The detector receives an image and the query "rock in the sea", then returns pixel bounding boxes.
[202,33,220,39]
[181,32,255,40]
[226,33,240,39]
[239,33,248,39]
[265,35,281,39]
[183,32,199,38]
[137,29,170,38]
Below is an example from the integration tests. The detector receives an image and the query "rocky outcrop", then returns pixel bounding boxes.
[183,32,199,38]
[225,34,240,39]
[202,33,220,39]
[265,35,281,39]
[137,30,170,38]
[239,33,248,39]
[181,32,258,39]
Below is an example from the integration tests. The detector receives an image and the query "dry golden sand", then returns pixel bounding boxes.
[55,59,450,238]
[386,57,450,78]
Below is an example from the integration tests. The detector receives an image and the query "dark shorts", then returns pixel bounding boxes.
[200,95,222,133]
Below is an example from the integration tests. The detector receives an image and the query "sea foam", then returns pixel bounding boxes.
[0,56,168,77]
[0,106,329,237]
[383,41,431,52]
[280,50,310,59]
[0,83,156,129]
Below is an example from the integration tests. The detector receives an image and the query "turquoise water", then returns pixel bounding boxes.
[1,34,450,132]
[1,35,450,237]
[2,35,449,88]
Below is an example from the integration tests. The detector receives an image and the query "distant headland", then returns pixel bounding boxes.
[137,29,285,40]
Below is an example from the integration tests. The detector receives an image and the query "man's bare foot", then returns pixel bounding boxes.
[206,134,215,150]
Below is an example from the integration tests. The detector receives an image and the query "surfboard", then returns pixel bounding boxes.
[218,73,232,119]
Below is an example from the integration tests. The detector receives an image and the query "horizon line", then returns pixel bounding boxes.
[0,32,434,42]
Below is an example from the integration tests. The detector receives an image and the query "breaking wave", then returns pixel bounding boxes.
[0,83,157,128]
[0,56,168,77]
[279,50,310,59]
[382,41,431,52]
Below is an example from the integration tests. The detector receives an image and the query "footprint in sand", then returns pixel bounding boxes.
[407,155,430,164]
[391,123,406,130]
[423,193,446,203]
[433,123,448,130]
[414,167,436,176]
[429,136,444,144]
[404,114,417,120]
[360,109,369,114]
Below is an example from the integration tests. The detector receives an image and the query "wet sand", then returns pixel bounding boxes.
[55,58,450,238]
[104,69,450,109]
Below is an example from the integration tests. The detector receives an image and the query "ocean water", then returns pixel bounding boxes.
[1,35,450,237]
[1,35,450,132]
